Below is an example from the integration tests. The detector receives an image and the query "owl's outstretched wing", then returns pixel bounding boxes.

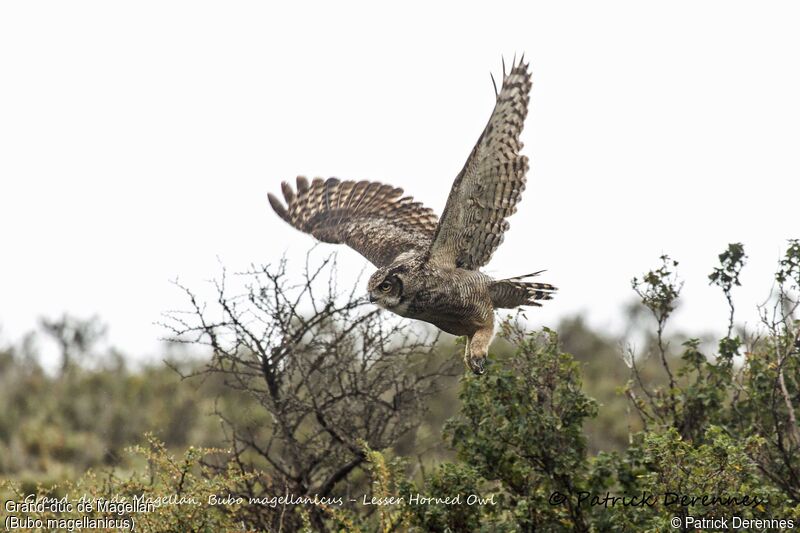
[427,58,532,270]
[268,177,439,267]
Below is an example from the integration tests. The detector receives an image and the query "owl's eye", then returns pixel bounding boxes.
[378,281,393,293]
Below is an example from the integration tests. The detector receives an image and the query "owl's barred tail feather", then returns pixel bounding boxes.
[489,271,557,309]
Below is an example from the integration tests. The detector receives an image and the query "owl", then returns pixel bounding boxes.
[268,57,555,374]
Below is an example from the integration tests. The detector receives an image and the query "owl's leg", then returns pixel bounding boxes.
[464,324,495,375]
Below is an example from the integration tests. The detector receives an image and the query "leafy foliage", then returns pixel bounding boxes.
[443,326,596,531]
[1,435,251,533]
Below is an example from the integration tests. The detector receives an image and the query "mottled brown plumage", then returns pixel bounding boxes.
[268,58,556,374]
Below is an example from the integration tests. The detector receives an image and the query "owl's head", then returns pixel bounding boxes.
[367,267,405,311]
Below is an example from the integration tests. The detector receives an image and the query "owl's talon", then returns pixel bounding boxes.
[468,356,486,375]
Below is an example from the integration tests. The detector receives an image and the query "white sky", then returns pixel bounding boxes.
[1,1,798,366]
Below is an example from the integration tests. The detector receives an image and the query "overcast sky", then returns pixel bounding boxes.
[1,1,798,366]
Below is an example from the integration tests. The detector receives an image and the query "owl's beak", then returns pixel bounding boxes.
[368,293,376,303]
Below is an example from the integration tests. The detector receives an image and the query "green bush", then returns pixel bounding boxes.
[1,435,251,533]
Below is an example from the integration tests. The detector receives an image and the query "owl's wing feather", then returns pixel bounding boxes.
[427,58,532,270]
[268,177,439,267]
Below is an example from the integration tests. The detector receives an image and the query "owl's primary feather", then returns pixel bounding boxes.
[268,57,554,375]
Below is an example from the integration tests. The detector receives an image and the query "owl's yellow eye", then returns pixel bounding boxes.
[378,281,392,292]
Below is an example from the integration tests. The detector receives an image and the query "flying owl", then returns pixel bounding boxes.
[268,58,555,374]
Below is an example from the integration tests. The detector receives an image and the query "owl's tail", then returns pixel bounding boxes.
[489,271,557,309]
